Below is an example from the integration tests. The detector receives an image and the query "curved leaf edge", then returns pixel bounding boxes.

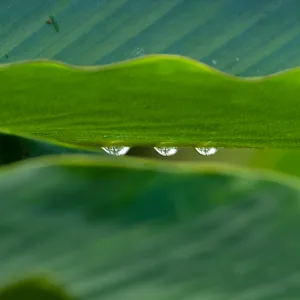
[1,154,300,192]
[0,276,73,300]
[1,54,300,149]
[0,54,295,80]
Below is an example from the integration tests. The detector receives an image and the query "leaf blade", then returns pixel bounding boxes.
[1,156,300,299]
[1,55,299,149]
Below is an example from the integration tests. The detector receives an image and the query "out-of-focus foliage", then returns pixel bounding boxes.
[1,156,300,299]
[0,277,72,300]
[1,0,300,77]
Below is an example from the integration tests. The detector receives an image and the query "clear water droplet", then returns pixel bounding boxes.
[131,47,144,58]
[195,147,218,156]
[212,60,217,65]
[102,146,130,156]
[154,147,178,156]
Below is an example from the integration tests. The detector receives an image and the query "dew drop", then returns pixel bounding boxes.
[131,47,145,58]
[102,146,130,156]
[195,147,218,156]
[212,60,217,65]
[154,147,178,156]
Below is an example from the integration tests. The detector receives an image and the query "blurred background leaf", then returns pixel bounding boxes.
[1,0,300,77]
[1,157,300,299]
[0,277,72,300]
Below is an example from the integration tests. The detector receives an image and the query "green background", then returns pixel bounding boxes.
[2,1,300,298]
[1,157,300,299]
[1,0,300,77]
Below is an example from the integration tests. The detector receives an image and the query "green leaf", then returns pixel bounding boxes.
[1,156,300,299]
[1,1,300,77]
[1,56,300,149]
[0,277,72,300]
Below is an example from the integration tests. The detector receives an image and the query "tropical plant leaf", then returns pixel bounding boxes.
[1,156,300,299]
[1,56,300,149]
[2,1,300,150]
[1,0,300,77]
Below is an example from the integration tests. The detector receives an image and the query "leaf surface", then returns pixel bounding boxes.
[1,56,300,149]
[1,156,300,299]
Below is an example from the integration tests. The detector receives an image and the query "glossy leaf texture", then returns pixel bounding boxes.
[1,56,300,149]
[1,156,300,299]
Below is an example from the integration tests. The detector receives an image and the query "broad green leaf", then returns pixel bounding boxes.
[1,56,300,149]
[1,156,300,299]
[1,1,300,77]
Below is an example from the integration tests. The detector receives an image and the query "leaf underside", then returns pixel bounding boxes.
[1,55,300,150]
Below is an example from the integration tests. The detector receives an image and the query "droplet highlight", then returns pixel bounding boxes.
[154,147,178,156]
[195,147,218,156]
[102,146,130,156]
[130,47,145,58]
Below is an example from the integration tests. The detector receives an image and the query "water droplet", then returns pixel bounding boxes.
[154,147,178,156]
[212,60,217,65]
[195,147,218,156]
[131,47,145,58]
[102,146,130,156]
[236,57,239,62]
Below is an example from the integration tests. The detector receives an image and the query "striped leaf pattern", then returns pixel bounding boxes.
[1,0,299,76]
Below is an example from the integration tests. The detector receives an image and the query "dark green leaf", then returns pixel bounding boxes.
[0,277,72,300]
